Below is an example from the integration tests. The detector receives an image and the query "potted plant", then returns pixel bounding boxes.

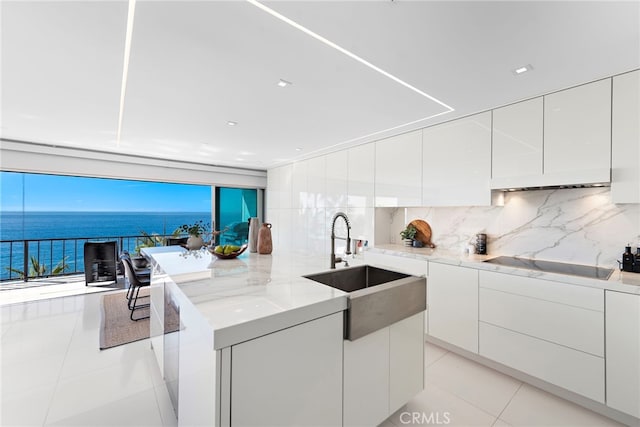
[177,220,211,250]
[399,225,417,247]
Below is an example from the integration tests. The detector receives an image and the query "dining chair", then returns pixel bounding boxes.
[120,254,151,321]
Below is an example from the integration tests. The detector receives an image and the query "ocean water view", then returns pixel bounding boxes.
[0,211,211,281]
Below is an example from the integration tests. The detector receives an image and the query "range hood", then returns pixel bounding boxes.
[490,168,611,192]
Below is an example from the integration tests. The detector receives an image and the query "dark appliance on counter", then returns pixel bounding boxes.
[475,233,487,255]
[620,245,640,273]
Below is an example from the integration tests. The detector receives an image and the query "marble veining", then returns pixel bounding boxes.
[376,187,640,268]
[142,246,350,349]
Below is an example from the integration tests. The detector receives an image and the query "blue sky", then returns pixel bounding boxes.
[0,172,211,212]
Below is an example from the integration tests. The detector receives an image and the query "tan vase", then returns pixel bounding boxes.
[186,235,204,250]
[257,223,273,254]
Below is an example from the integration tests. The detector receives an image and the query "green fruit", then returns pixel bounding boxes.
[223,245,234,255]
[228,245,241,252]
[214,245,224,254]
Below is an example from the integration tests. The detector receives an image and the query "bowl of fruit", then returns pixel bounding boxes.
[209,244,248,259]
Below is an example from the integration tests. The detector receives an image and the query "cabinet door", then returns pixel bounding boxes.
[231,313,343,427]
[427,262,478,353]
[375,130,422,207]
[326,150,348,208]
[491,98,543,188]
[611,70,640,203]
[390,312,425,414]
[291,160,308,209]
[343,326,390,427]
[606,290,640,418]
[348,143,375,208]
[422,112,492,206]
[480,322,604,403]
[543,79,611,184]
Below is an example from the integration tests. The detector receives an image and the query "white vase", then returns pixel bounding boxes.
[187,235,204,250]
[248,217,261,253]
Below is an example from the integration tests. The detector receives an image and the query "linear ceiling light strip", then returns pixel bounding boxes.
[116,0,137,147]
[246,0,455,113]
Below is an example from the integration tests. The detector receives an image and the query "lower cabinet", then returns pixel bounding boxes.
[389,312,425,413]
[606,290,640,418]
[478,271,605,402]
[343,312,425,427]
[427,262,478,353]
[231,312,343,427]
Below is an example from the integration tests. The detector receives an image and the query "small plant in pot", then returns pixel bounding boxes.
[400,225,417,247]
[177,220,211,250]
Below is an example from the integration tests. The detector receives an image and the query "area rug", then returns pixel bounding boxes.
[99,289,180,350]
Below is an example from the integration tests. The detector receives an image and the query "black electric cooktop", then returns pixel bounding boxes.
[483,256,614,280]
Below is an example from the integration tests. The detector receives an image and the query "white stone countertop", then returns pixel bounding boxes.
[141,246,351,349]
[370,244,640,295]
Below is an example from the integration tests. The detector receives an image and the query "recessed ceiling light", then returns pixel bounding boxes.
[227,121,238,126]
[295,147,302,151]
[277,79,292,87]
[512,64,534,75]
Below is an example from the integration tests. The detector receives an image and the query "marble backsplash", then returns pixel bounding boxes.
[375,187,640,268]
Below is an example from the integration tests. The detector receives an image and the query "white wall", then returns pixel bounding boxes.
[266,145,376,257]
[375,187,640,268]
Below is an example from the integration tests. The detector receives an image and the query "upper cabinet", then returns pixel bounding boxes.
[326,150,348,208]
[422,112,492,206]
[543,79,612,184]
[375,130,422,207]
[491,98,544,189]
[348,143,375,208]
[611,70,640,204]
[266,164,292,210]
[492,78,612,189]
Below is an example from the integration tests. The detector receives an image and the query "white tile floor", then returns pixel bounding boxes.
[381,343,625,427]
[0,291,627,427]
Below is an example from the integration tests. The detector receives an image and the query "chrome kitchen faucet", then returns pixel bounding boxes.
[330,212,352,269]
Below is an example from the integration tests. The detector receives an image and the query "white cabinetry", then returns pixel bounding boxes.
[375,130,422,207]
[611,70,640,203]
[348,143,375,208]
[343,312,424,427]
[478,271,605,402]
[491,98,544,188]
[605,290,640,418]
[422,112,492,206]
[231,313,343,427]
[543,79,611,185]
[427,262,478,353]
[266,164,293,210]
[326,150,349,208]
[344,326,390,427]
[389,312,425,413]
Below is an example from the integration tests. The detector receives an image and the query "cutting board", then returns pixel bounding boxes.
[409,219,436,248]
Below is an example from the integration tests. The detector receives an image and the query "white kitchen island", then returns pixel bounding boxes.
[141,246,425,427]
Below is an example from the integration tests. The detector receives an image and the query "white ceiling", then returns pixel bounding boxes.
[2,0,639,170]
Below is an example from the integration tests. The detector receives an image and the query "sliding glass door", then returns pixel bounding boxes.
[215,187,258,246]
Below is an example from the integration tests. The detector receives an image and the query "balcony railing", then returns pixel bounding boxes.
[0,234,179,282]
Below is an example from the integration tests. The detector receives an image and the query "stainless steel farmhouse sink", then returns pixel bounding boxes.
[304,265,426,340]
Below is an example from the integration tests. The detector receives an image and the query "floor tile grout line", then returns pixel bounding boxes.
[492,382,524,426]
[42,305,83,426]
[425,346,450,367]
[428,381,501,423]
